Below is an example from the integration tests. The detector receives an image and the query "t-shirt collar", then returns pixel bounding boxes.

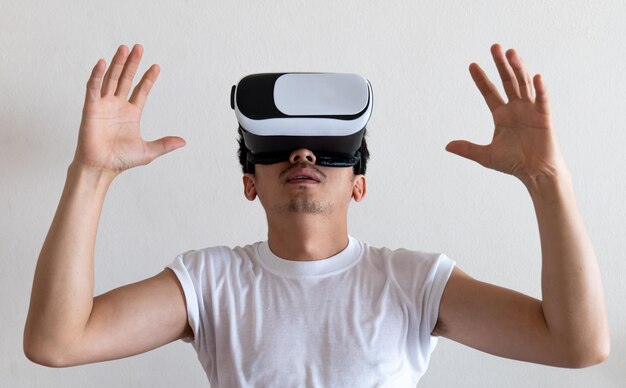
[257,235,362,277]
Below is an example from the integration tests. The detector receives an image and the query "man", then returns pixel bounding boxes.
[24,43,609,386]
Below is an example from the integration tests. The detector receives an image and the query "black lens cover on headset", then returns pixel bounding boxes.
[247,150,362,167]
[231,73,373,170]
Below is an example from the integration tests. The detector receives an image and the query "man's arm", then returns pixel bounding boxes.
[24,44,189,367]
[436,44,610,368]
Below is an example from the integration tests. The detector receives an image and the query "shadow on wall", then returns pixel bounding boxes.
[605,335,625,387]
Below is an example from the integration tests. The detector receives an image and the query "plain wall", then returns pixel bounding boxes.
[2,1,625,387]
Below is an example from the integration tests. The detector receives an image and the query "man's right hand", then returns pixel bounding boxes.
[24,44,191,367]
[73,44,185,176]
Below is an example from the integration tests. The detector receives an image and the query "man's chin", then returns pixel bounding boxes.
[279,198,331,215]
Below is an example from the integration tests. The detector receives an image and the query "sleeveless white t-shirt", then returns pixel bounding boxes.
[167,236,455,387]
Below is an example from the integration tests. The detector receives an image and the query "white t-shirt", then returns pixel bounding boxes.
[167,236,455,387]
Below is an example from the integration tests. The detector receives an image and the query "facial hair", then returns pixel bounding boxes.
[284,196,332,214]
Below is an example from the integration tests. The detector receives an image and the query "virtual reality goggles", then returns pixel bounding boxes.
[230,72,373,171]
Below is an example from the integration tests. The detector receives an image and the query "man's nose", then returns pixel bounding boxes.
[289,148,316,165]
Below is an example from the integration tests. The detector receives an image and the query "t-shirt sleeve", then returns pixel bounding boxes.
[422,253,455,337]
[167,253,202,343]
[387,248,456,366]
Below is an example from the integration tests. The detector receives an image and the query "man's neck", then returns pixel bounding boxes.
[266,214,349,261]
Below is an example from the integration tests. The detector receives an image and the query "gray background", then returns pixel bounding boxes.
[2,0,624,386]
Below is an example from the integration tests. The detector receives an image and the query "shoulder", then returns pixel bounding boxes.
[358,241,456,296]
[177,241,260,260]
[172,242,262,276]
[360,240,454,273]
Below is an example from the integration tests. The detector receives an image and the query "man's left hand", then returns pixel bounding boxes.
[446,44,569,187]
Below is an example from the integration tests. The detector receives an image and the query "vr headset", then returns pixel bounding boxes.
[231,72,373,172]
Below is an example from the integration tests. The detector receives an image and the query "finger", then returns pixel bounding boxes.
[85,58,106,104]
[506,49,533,101]
[115,44,144,98]
[469,63,506,113]
[533,74,551,115]
[446,140,491,168]
[129,64,160,111]
[144,136,186,162]
[491,43,520,101]
[101,45,129,97]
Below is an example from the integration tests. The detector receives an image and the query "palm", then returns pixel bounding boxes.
[488,100,555,178]
[73,44,184,175]
[447,44,567,184]
[79,96,146,171]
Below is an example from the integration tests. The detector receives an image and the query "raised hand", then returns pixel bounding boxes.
[446,44,568,187]
[72,44,185,176]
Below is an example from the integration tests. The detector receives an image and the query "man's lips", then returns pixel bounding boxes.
[284,167,323,183]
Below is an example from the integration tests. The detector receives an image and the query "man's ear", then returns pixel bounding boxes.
[352,175,367,202]
[243,173,257,201]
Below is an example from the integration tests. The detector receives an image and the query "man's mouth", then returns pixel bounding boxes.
[284,166,323,183]
[287,176,319,183]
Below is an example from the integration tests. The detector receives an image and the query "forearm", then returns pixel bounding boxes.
[526,171,610,365]
[24,162,116,362]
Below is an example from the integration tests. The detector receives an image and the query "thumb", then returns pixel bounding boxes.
[445,140,491,167]
[145,136,186,161]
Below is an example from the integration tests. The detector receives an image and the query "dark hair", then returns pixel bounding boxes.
[237,127,370,175]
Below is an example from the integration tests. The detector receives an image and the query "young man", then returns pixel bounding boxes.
[24,43,609,386]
